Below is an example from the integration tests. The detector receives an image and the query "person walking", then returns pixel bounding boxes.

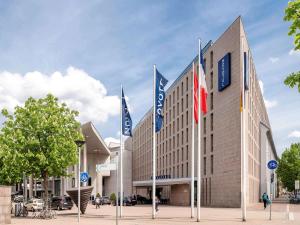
[95,193,101,209]
[155,196,160,212]
[262,192,269,209]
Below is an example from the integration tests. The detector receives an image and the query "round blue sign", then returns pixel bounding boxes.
[267,160,278,170]
[80,172,89,182]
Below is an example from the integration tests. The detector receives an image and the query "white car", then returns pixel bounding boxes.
[25,198,44,211]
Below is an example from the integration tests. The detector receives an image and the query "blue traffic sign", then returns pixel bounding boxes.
[80,172,89,182]
[267,160,278,170]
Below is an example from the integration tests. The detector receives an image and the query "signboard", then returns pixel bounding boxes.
[218,53,231,91]
[80,172,89,183]
[267,160,278,170]
[150,174,171,180]
[96,163,117,172]
[295,180,300,190]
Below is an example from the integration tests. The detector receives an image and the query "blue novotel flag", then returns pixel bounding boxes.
[122,89,132,136]
[155,69,168,132]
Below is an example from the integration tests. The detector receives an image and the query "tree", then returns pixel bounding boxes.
[284,0,300,91]
[0,94,83,208]
[277,143,300,192]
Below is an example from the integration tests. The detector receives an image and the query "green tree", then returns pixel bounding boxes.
[284,0,300,91]
[277,143,300,192]
[0,94,83,207]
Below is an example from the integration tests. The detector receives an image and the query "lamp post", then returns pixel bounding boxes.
[75,140,85,223]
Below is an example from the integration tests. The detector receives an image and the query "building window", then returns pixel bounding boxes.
[204,137,206,154]
[204,157,207,176]
[186,128,189,142]
[177,133,179,147]
[204,117,206,134]
[181,82,184,95]
[72,178,75,188]
[177,149,179,163]
[211,155,214,174]
[203,59,206,73]
[181,115,184,129]
[186,77,189,91]
[186,94,189,108]
[181,98,184,112]
[210,93,213,110]
[177,87,179,99]
[211,134,213,152]
[181,164,184,178]
[177,118,179,131]
[173,91,175,104]
[210,72,213,90]
[186,162,189,177]
[186,145,189,161]
[210,51,213,69]
[186,111,189,125]
[173,106,175,119]
[181,131,184,145]
[210,113,213,131]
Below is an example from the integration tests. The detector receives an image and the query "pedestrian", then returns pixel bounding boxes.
[262,192,269,209]
[155,196,160,212]
[95,193,101,209]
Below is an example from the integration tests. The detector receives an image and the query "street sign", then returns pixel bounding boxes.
[295,180,300,190]
[80,172,89,183]
[267,160,278,170]
[96,163,117,172]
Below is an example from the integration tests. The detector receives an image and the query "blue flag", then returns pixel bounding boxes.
[122,89,132,136]
[155,69,168,133]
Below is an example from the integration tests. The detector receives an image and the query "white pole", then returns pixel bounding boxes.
[241,37,247,222]
[152,64,156,219]
[120,85,123,217]
[78,146,81,223]
[116,152,119,225]
[191,62,195,218]
[197,39,202,222]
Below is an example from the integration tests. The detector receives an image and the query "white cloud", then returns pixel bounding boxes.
[269,57,279,63]
[0,67,120,124]
[259,80,278,109]
[288,130,300,138]
[264,100,278,109]
[289,49,300,56]
[104,137,120,145]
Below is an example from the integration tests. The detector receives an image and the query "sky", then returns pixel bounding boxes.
[0,0,299,156]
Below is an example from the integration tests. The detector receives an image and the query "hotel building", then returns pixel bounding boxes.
[125,17,278,207]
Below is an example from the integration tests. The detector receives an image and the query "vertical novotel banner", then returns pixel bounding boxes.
[155,69,168,132]
[244,52,249,90]
[218,53,231,92]
[122,89,132,136]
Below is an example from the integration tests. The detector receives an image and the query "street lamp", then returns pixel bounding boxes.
[75,139,85,223]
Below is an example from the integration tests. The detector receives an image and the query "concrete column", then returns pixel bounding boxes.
[96,172,103,196]
[29,175,33,199]
[60,176,64,196]
[83,145,88,186]
[52,178,55,196]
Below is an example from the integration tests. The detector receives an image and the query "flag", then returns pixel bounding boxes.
[155,69,168,132]
[199,45,208,114]
[122,89,132,136]
[193,63,199,123]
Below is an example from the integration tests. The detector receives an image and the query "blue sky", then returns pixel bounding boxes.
[0,0,299,155]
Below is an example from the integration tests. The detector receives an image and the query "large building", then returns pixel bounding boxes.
[125,17,278,207]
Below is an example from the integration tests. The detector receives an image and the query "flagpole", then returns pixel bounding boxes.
[191,62,195,218]
[120,85,123,218]
[241,37,247,222]
[152,65,156,219]
[197,39,202,222]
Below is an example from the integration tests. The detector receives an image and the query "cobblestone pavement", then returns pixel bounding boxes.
[11,203,300,225]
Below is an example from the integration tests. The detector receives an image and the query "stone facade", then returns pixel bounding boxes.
[126,17,277,207]
[0,186,11,224]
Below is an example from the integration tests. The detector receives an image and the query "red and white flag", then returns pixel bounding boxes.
[199,45,208,114]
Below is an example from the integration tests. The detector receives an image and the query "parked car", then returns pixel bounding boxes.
[114,196,137,206]
[136,195,152,204]
[25,198,44,211]
[13,195,24,203]
[289,193,300,204]
[51,196,73,210]
[100,196,111,205]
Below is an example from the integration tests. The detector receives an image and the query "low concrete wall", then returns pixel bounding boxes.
[0,186,11,224]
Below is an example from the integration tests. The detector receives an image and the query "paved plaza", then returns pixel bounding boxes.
[11,203,299,225]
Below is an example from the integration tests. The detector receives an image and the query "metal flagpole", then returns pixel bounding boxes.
[152,65,156,219]
[197,39,202,222]
[120,85,123,217]
[191,62,195,218]
[241,37,247,222]
[116,151,119,225]
[78,145,81,223]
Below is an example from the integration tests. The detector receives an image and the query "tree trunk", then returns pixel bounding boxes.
[42,171,49,210]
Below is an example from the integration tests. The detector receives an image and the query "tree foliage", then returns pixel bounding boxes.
[277,143,300,192]
[284,0,300,91]
[0,94,83,205]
